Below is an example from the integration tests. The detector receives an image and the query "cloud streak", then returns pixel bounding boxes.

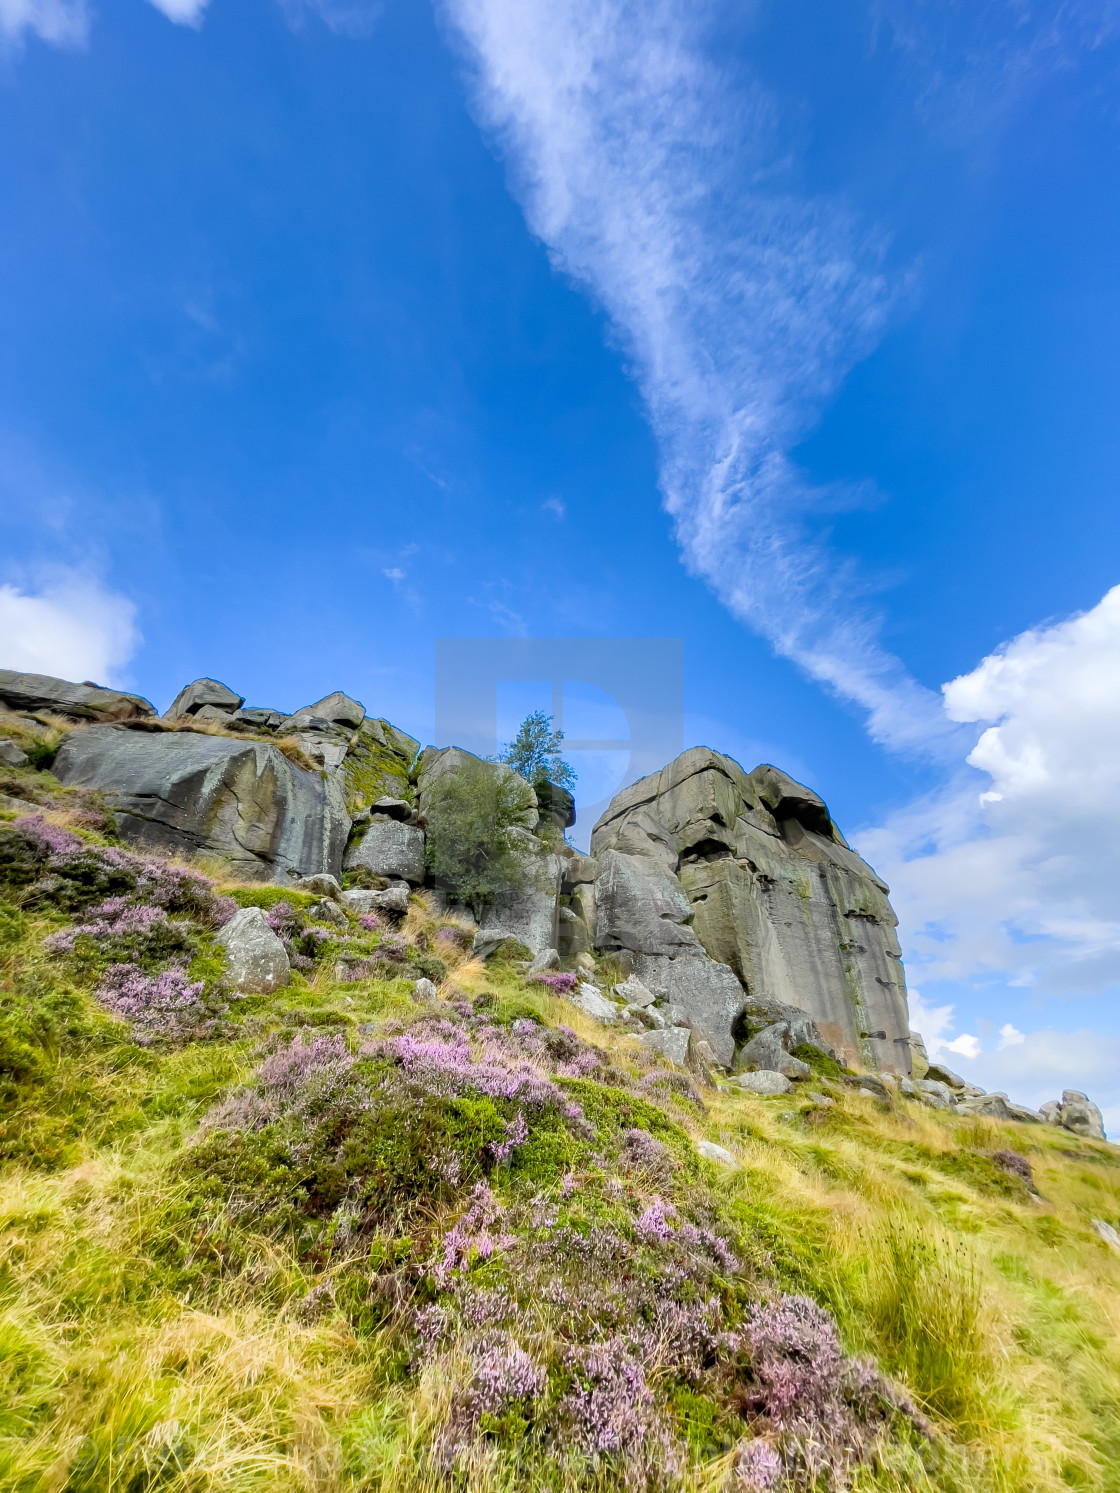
[440,0,957,750]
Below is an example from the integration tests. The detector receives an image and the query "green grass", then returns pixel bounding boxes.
[1,811,1119,1491]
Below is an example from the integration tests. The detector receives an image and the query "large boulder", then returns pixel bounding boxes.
[591,747,912,1073]
[53,724,350,882]
[0,669,156,723]
[344,819,425,884]
[165,678,244,720]
[735,1022,811,1081]
[216,907,290,992]
[1057,1090,1106,1140]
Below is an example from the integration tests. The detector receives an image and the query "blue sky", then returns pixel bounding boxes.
[3,0,1120,1121]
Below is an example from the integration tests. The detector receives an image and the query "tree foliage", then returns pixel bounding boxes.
[497,711,575,790]
[423,758,537,917]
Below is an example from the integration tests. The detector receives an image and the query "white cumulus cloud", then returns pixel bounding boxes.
[0,576,141,686]
[862,584,1120,997]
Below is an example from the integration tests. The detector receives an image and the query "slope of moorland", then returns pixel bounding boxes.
[1,760,1119,1493]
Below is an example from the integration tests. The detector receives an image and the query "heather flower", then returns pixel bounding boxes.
[734,1440,782,1491]
[436,1182,517,1284]
[635,1199,677,1244]
[744,1295,847,1429]
[95,962,207,1040]
[14,814,82,856]
[562,1339,661,1457]
[265,900,301,934]
[526,970,578,992]
[464,1336,546,1418]
[358,912,380,931]
[490,1109,528,1163]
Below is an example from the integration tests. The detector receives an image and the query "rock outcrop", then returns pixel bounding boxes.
[215,906,291,993]
[0,669,156,722]
[591,748,910,1073]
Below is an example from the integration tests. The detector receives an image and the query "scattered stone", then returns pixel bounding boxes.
[0,739,29,767]
[305,692,365,728]
[807,1091,834,1107]
[291,873,344,900]
[165,677,244,720]
[641,1026,692,1067]
[413,977,439,1001]
[311,898,349,928]
[899,1076,917,1099]
[342,882,411,916]
[571,983,619,1024]
[630,952,744,1069]
[0,793,40,814]
[1007,1103,1045,1125]
[851,1073,890,1100]
[527,948,560,975]
[626,1003,666,1029]
[925,1063,968,1090]
[732,1069,793,1096]
[696,1140,735,1167]
[1091,1219,1120,1250]
[614,973,656,1008]
[956,1092,1016,1122]
[216,907,290,993]
[233,707,284,729]
[914,1078,954,1109]
[1040,1101,1063,1125]
[692,1038,721,1071]
[574,952,596,972]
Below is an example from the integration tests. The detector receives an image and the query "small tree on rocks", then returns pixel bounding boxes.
[497,711,575,790]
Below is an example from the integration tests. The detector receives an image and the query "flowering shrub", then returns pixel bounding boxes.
[95,962,208,1042]
[44,897,193,965]
[526,971,578,992]
[561,1339,667,1460]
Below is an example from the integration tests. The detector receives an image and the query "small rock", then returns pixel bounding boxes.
[696,1140,735,1167]
[216,906,290,993]
[614,974,656,1009]
[1091,1219,1120,1250]
[574,952,597,973]
[807,1091,834,1107]
[641,1026,692,1067]
[413,977,439,1001]
[527,948,560,975]
[165,677,244,720]
[692,1038,721,1070]
[291,873,344,900]
[370,796,413,821]
[233,707,284,729]
[627,1003,666,1029]
[311,898,349,928]
[1007,1103,1044,1125]
[925,1063,968,1090]
[899,1076,917,1098]
[914,1078,954,1109]
[852,1073,890,1099]
[956,1092,1016,1122]
[732,1070,792,1096]
[0,739,29,767]
[344,881,411,916]
[1039,1100,1063,1125]
[571,984,620,1024]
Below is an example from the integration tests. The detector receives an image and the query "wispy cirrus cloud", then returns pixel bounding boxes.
[0,0,87,48]
[440,0,951,752]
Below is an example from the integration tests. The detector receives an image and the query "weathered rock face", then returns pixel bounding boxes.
[54,724,349,882]
[0,669,156,722]
[165,678,244,721]
[591,747,911,1073]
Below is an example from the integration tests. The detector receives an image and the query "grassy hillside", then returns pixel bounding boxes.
[1,765,1119,1493]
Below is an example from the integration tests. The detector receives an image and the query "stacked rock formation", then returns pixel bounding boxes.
[12,667,1100,1119]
